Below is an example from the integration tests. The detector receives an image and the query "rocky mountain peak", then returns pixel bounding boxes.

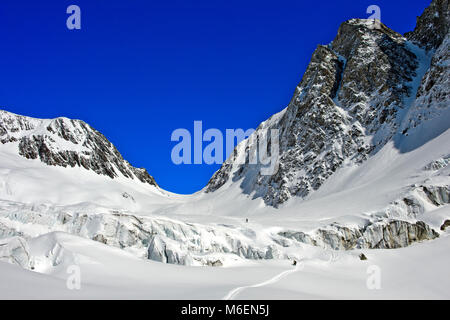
[0,110,158,187]
[205,1,449,207]
[405,0,449,50]
[332,18,405,58]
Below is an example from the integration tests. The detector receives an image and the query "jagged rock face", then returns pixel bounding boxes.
[401,33,450,134]
[405,0,449,50]
[331,20,417,146]
[206,20,416,205]
[206,2,449,207]
[0,111,157,186]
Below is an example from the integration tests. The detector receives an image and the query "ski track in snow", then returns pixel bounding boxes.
[223,262,304,300]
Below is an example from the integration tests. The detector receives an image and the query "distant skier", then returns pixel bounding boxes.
[245,218,248,223]
[292,260,297,266]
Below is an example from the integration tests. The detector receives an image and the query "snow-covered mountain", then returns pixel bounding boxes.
[0,110,157,186]
[206,0,449,208]
[0,0,449,299]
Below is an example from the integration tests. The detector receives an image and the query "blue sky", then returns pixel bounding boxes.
[0,0,430,193]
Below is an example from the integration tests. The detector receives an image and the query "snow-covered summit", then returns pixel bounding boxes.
[0,109,158,187]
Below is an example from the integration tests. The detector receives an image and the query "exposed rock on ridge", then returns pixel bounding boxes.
[206,1,449,208]
[405,0,449,50]
[0,110,158,187]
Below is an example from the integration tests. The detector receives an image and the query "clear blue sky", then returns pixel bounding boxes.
[0,0,430,193]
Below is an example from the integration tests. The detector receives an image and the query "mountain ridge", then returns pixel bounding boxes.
[205,0,449,207]
[0,109,158,187]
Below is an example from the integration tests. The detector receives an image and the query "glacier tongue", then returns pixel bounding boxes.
[0,110,158,187]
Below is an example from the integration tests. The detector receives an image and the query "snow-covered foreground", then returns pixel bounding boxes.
[1,230,448,299]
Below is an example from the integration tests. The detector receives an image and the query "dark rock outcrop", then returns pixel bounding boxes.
[405,0,449,50]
